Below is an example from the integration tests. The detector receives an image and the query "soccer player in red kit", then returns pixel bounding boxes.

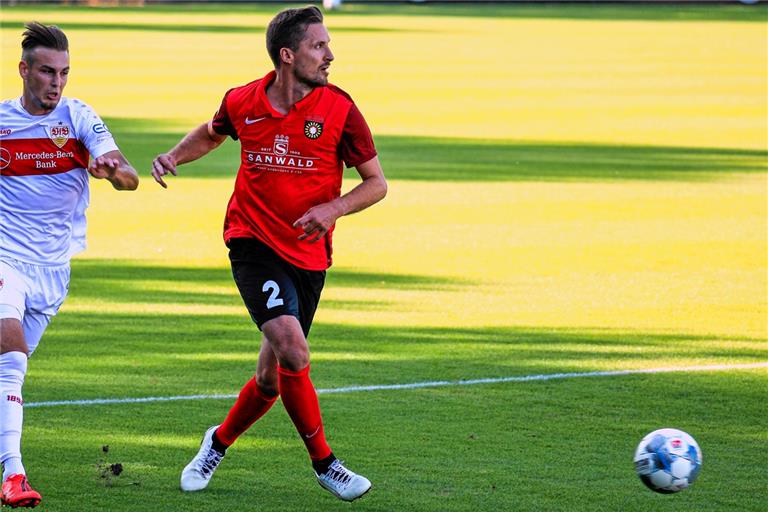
[151,6,386,502]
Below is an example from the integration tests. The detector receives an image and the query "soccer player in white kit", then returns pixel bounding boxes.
[0,23,139,508]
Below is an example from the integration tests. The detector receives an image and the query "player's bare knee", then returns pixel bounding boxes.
[0,319,29,356]
[277,347,310,372]
[255,372,278,397]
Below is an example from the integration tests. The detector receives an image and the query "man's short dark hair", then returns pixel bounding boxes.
[266,6,323,68]
[21,22,69,64]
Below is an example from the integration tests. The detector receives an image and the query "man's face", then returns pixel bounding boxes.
[19,47,70,115]
[291,23,334,88]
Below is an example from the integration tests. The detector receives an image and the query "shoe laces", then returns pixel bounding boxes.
[19,475,32,492]
[195,448,223,477]
[323,460,352,487]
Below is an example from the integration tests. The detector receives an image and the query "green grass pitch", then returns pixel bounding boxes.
[0,3,766,511]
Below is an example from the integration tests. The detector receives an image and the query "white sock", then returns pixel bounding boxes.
[0,351,27,480]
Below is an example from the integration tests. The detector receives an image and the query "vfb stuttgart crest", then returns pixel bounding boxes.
[49,122,70,148]
[304,120,323,140]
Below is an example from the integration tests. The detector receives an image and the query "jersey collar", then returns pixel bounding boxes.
[13,96,66,119]
[255,70,324,119]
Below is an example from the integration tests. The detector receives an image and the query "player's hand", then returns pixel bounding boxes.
[293,201,344,243]
[151,153,177,188]
[88,155,119,180]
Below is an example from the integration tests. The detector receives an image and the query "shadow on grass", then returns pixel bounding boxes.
[34,257,766,403]
[24,254,768,511]
[20,249,768,510]
[34,311,766,402]
[1,4,764,22]
[325,3,768,22]
[375,136,767,182]
[105,118,767,183]
[0,20,404,34]
[69,259,464,306]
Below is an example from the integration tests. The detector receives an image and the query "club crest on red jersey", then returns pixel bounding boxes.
[48,122,71,149]
[273,135,289,156]
[304,120,323,140]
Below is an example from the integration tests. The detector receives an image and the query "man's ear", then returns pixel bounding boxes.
[18,60,29,80]
[280,47,294,66]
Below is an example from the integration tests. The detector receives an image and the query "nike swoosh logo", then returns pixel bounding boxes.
[245,116,267,125]
[304,426,322,439]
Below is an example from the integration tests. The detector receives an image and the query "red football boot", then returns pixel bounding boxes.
[1,474,42,508]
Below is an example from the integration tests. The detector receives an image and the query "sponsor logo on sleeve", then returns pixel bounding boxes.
[0,128,11,137]
[92,123,110,134]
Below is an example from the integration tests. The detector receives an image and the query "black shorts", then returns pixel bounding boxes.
[228,238,326,338]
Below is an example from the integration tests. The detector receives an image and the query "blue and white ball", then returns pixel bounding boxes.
[634,428,702,493]
[322,0,342,11]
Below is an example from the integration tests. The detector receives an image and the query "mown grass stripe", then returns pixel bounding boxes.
[26,362,768,408]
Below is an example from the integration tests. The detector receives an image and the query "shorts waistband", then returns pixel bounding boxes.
[1,257,71,272]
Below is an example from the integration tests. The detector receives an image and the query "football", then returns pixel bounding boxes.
[633,428,702,493]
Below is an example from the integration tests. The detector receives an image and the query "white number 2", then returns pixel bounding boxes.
[262,280,284,309]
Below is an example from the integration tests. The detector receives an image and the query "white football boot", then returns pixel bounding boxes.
[180,425,224,491]
[315,459,372,501]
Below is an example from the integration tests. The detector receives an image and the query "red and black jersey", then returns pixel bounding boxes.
[212,71,377,271]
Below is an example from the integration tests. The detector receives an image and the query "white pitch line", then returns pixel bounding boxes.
[25,362,768,409]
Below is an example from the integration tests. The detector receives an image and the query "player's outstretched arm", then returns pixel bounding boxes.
[152,121,226,188]
[88,150,139,191]
[294,156,387,242]
[341,156,387,215]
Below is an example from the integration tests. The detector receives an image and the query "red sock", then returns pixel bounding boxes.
[277,365,332,461]
[217,377,277,447]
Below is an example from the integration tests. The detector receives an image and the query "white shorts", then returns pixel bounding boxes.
[0,259,70,355]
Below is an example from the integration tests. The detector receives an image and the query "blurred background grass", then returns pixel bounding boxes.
[0,4,765,510]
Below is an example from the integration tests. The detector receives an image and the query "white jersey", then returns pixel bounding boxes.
[0,96,118,265]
